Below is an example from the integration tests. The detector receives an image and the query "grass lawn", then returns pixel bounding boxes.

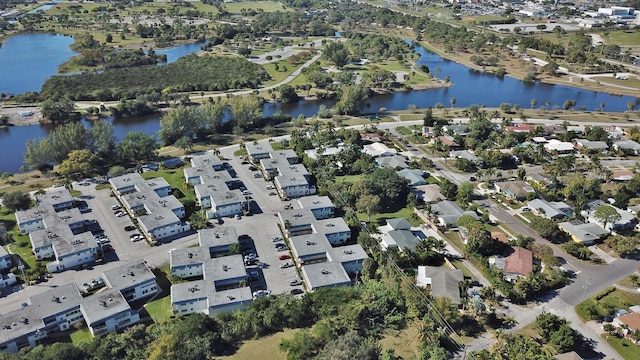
[519,211,538,222]
[576,289,640,321]
[70,329,93,345]
[223,1,289,14]
[449,259,475,279]
[443,231,466,254]
[145,296,172,324]
[380,322,420,359]
[396,126,412,135]
[604,335,640,360]
[606,30,640,47]
[262,61,301,86]
[5,234,37,269]
[217,328,299,360]
[617,275,640,289]
[358,207,422,227]
[141,167,195,202]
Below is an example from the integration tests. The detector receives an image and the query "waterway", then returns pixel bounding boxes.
[0,35,638,173]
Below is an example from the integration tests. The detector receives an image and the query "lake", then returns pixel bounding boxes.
[0,34,638,173]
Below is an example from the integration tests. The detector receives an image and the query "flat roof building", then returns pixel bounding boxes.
[301,262,352,292]
[102,259,159,302]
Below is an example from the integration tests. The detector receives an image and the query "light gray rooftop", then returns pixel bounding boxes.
[558,221,609,242]
[80,289,131,326]
[170,247,209,269]
[189,153,224,169]
[279,210,316,229]
[290,233,332,260]
[171,280,212,304]
[245,143,272,158]
[297,196,334,211]
[102,259,156,291]
[301,262,351,290]
[202,255,246,282]
[314,218,350,236]
[326,244,368,264]
[28,283,83,316]
[198,227,238,249]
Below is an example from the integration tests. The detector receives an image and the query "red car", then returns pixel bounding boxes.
[278,254,291,260]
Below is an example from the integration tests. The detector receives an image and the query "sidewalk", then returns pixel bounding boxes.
[589,245,617,264]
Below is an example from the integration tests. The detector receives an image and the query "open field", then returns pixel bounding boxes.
[224,1,289,14]
[604,335,640,360]
[217,328,299,360]
[576,289,640,321]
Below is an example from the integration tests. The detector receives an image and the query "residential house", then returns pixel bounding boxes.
[430,200,479,228]
[443,124,469,136]
[526,173,553,189]
[360,133,382,143]
[397,169,427,186]
[363,143,396,157]
[432,135,459,149]
[527,198,571,220]
[492,246,533,281]
[558,221,609,245]
[110,173,190,241]
[555,351,584,360]
[304,145,344,160]
[504,124,534,133]
[574,139,609,153]
[613,140,640,155]
[495,181,536,201]
[413,184,445,203]
[0,247,11,271]
[566,125,585,134]
[544,139,575,154]
[543,125,567,136]
[416,266,464,304]
[102,260,159,302]
[584,200,638,231]
[613,312,640,334]
[376,155,408,169]
[612,167,634,182]
[450,150,482,165]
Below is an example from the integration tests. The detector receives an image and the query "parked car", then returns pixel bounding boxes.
[234,214,241,220]
[252,289,271,299]
[290,288,304,295]
[244,253,258,261]
[238,234,250,240]
[249,166,258,171]
[280,261,293,269]
[111,205,121,210]
[124,225,136,232]
[248,270,260,281]
[275,243,286,250]
[253,173,262,178]
[102,244,114,253]
[271,236,283,242]
[289,279,302,286]
[278,254,291,260]
[116,212,126,217]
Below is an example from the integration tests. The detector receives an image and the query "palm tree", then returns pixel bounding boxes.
[600,102,605,112]
[449,97,457,108]
[530,98,537,109]
[545,100,551,110]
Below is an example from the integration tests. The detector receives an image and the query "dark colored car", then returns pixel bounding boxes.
[290,289,304,295]
[124,225,136,232]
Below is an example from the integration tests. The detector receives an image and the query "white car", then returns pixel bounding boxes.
[280,261,293,269]
[252,289,271,299]
[116,212,126,217]
[289,279,302,286]
[271,236,283,242]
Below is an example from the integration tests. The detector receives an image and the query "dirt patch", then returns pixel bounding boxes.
[0,106,41,126]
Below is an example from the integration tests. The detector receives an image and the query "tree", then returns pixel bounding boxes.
[316,331,381,360]
[59,149,97,178]
[530,99,537,109]
[457,181,474,204]
[117,131,159,165]
[562,100,577,111]
[628,101,636,113]
[24,121,92,168]
[605,235,639,256]
[90,119,116,160]
[278,85,299,104]
[449,97,456,108]
[440,179,458,200]
[466,227,503,257]
[159,106,205,146]
[356,194,381,222]
[175,136,194,152]
[333,85,369,115]
[228,95,263,127]
[323,41,350,68]
[593,205,621,230]
[40,96,79,123]
[2,191,31,212]
[105,33,113,43]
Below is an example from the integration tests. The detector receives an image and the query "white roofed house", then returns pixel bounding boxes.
[583,200,638,231]
[543,139,575,154]
[363,142,397,157]
[254,146,315,199]
[527,198,572,220]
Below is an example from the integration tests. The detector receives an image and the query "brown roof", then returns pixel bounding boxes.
[504,246,533,276]
[619,313,640,331]
[437,136,459,147]
[505,124,534,133]
[555,351,583,360]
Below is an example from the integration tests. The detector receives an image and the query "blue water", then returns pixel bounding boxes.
[0,36,639,173]
[0,34,76,95]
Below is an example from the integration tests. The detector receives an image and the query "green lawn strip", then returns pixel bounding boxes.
[575,289,640,321]
[145,296,172,324]
[224,1,289,14]
[140,167,195,202]
[262,61,302,86]
[443,231,466,254]
[396,126,412,135]
[70,329,93,345]
[357,207,422,226]
[603,335,640,360]
[606,30,640,46]
[449,259,475,280]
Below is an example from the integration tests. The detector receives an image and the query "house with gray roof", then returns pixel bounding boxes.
[110,173,190,241]
[574,139,609,153]
[443,124,469,136]
[613,140,640,155]
[250,143,315,199]
[376,155,408,169]
[449,150,481,165]
[363,142,396,157]
[583,200,637,231]
[431,200,479,228]
[397,169,427,186]
[527,198,570,220]
[495,181,536,200]
[0,244,12,271]
[416,266,464,304]
[558,221,609,245]
[16,188,99,273]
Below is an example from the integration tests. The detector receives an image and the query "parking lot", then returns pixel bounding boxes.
[0,147,304,312]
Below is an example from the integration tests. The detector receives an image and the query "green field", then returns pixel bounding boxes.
[145,296,172,324]
[70,329,93,345]
[358,206,422,227]
[576,289,640,321]
[218,328,299,360]
[604,335,640,360]
[141,167,195,202]
[224,1,290,14]
[605,30,640,47]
